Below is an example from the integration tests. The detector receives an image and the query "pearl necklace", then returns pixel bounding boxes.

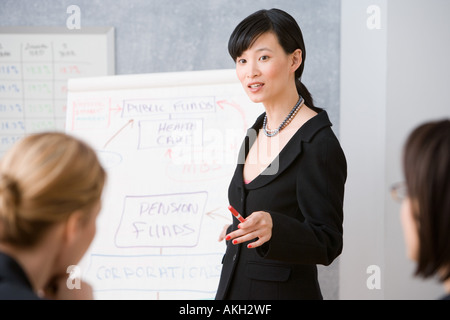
[263,96,304,137]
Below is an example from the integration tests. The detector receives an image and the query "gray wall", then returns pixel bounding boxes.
[384,0,450,300]
[0,0,341,132]
[0,0,342,299]
[340,0,450,300]
[340,0,388,300]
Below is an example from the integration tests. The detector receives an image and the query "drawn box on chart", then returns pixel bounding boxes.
[85,253,222,293]
[138,118,203,149]
[121,96,216,118]
[115,191,208,248]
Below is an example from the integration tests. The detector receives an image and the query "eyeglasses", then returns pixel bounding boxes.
[390,182,408,202]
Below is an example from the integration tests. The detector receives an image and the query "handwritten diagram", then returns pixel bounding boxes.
[115,192,208,248]
[66,70,263,299]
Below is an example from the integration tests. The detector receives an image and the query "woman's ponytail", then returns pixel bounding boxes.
[296,79,322,113]
[0,174,21,242]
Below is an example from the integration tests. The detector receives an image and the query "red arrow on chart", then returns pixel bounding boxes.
[103,119,134,149]
[206,207,230,221]
[216,100,248,131]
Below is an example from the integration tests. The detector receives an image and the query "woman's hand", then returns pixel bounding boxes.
[225,211,273,248]
[218,224,231,242]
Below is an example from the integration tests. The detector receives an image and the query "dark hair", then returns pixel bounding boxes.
[228,8,321,112]
[403,119,450,282]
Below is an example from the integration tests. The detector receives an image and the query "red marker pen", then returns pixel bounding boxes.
[228,205,246,223]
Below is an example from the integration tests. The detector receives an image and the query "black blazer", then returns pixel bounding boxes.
[215,110,347,300]
[0,251,41,300]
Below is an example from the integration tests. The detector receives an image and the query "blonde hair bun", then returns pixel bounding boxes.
[0,132,106,247]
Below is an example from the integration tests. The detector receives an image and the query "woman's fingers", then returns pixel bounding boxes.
[218,224,231,242]
[225,211,272,248]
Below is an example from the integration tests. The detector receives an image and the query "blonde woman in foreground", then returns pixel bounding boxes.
[0,132,106,300]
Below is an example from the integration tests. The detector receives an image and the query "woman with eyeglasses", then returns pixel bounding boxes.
[393,119,450,300]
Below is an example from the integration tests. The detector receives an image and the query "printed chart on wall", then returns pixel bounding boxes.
[0,26,114,158]
[66,69,264,300]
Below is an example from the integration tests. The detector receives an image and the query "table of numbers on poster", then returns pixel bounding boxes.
[0,27,114,158]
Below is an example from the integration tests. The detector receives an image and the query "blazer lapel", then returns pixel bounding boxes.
[234,111,332,190]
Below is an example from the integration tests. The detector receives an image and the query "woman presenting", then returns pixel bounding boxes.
[215,8,347,300]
